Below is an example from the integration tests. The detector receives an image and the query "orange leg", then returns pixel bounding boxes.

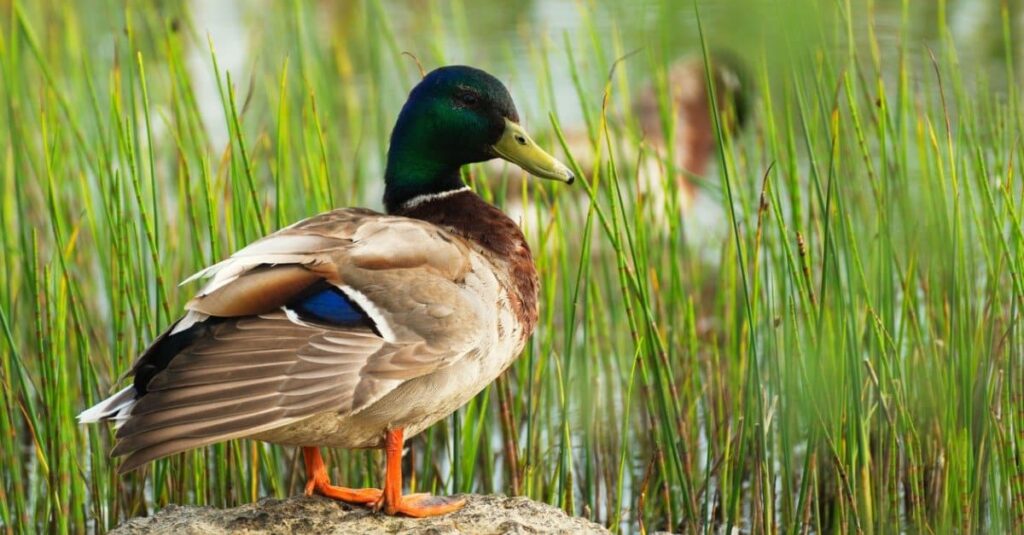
[370,427,466,517]
[302,447,381,505]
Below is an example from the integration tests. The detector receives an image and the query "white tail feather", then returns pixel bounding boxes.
[170,310,209,335]
[77,386,136,424]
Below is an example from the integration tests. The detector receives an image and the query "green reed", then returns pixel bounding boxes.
[1,0,1022,533]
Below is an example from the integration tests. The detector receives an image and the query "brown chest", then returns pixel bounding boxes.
[397,191,539,335]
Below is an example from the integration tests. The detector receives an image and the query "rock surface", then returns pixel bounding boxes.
[111,494,610,535]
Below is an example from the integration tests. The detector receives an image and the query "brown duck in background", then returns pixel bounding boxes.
[496,51,753,232]
[78,66,574,518]
[630,51,752,210]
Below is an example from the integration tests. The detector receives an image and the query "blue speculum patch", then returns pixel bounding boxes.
[290,285,370,326]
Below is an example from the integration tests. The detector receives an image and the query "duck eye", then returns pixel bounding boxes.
[457,91,480,107]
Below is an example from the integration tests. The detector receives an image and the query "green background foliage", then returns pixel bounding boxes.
[1,0,1022,532]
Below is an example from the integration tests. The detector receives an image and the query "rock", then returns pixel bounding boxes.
[111,494,610,535]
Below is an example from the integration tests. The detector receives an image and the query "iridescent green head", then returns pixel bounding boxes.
[383,65,573,212]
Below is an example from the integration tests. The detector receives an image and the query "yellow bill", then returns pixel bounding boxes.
[492,119,574,184]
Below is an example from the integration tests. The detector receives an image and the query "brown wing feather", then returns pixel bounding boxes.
[188,266,323,316]
[112,312,401,473]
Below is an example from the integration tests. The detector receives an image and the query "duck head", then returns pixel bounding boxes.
[384,65,573,212]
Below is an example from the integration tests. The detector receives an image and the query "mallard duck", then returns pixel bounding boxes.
[630,51,752,209]
[78,65,574,518]
[498,52,752,238]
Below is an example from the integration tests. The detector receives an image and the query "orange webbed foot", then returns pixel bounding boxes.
[370,428,467,517]
[372,492,467,518]
[302,446,382,506]
[304,475,382,505]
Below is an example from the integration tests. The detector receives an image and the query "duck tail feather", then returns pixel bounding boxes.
[77,386,137,424]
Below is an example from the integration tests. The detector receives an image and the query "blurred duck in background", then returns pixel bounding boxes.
[496,51,754,242]
[629,51,752,211]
